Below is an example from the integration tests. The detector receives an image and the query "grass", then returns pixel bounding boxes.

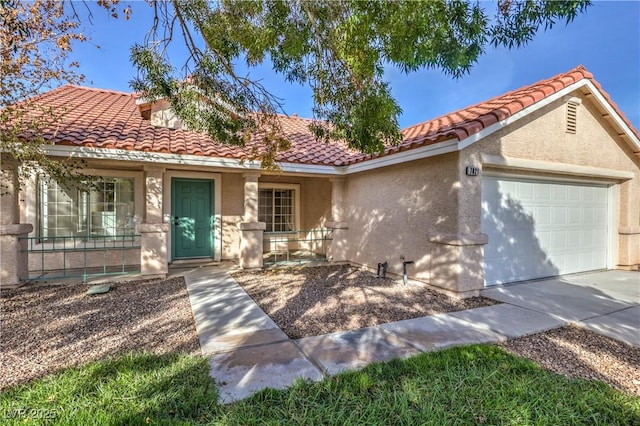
[0,353,217,425]
[1,346,639,425]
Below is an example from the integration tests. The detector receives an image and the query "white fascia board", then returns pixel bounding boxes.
[44,144,261,169]
[43,144,341,175]
[135,97,153,105]
[280,163,344,175]
[42,141,458,176]
[582,80,640,151]
[342,139,459,174]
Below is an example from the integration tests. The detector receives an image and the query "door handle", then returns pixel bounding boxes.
[174,216,179,226]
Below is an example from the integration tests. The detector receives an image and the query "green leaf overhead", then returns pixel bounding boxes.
[131,0,590,167]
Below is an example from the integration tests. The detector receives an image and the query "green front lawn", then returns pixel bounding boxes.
[1,346,638,425]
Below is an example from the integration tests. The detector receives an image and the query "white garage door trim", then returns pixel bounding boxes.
[481,173,617,286]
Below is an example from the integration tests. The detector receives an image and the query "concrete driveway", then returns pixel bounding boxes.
[481,270,640,347]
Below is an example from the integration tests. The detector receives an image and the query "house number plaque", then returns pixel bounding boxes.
[465,166,480,176]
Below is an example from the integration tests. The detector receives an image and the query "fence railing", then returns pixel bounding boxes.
[263,228,332,265]
[20,234,141,283]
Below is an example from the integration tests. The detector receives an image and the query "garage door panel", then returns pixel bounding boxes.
[534,258,557,278]
[549,231,567,251]
[482,176,609,286]
[568,207,581,224]
[567,186,581,201]
[594,229,607,246]
[583,207,595,224]
[534,184,551,200]
[567,229,581,244]
[537,230,552,250]
[519,182,534,199]
[582,186,595,201]
[501,180,517,197]
[552,207,567,225]
[552,185,567,200]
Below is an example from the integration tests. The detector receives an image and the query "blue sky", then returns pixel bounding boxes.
[72,1,640,130]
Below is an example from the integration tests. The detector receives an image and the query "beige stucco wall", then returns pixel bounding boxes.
[150,99,184,129]
[342,152,461,284]
[1,162,32,287]
[300,177,332,230]
[341,90,639,295]
[220,172,244,260]
[462,91,640,270]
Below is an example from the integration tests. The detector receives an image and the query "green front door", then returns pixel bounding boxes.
[172,179,213,259]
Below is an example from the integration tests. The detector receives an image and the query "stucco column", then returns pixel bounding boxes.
[0,161,33,288]
[429,233,488,298]
[618,227,640,269]
[239,173,265,268]
[140,166,168,277]
[617,180,640,270]
[325,177,349,262]
[428,158,488,298]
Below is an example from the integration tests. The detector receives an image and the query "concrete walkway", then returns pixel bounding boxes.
[184,265,640,403]
[184,264,323,402]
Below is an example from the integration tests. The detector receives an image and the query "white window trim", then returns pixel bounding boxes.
[259,183,301,233]
[26,169,144,248]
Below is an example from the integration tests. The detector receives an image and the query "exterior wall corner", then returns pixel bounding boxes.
[0,224,33,288]
[428,232,487,294]
[140,223,169,277]
[239,222,266,268]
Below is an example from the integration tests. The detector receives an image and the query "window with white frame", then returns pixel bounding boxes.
[258,186,298,232]
[39,176,135,239]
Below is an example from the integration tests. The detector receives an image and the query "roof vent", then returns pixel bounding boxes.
[565,96,582,134]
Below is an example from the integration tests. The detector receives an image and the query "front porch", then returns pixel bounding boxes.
[0,162,348,287]
[237,173,347,269]
[263,228,333,266]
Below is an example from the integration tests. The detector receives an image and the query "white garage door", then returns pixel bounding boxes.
[482,176,610,286]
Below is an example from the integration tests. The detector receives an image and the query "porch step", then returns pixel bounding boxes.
[170,259,220,269]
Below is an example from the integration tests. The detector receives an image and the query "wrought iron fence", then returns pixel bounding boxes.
[263,228,332,265]
[20,234,141,283]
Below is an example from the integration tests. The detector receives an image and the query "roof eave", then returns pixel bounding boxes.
[457,79,640,153]
[42,144,345,176]
[581,80,640,152]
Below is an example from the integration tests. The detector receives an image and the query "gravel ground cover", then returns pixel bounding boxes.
[232,264,500,339]
[3,265,637,402]
[0,276,199,390]
[500,325,640,396]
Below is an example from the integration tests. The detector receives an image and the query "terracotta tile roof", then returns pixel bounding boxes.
[18,85,358,165]
[344,65,640,165]
[18,65,639,167]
